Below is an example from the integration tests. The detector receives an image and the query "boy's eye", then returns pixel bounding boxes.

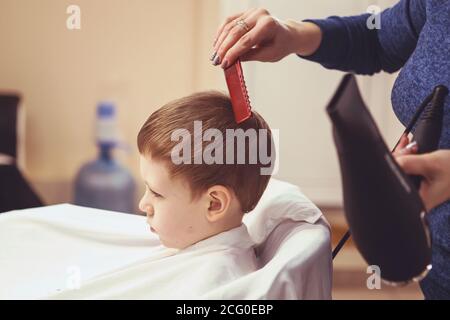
[146,187,162,198]
[144,182,164,199]
[150,190,162,198]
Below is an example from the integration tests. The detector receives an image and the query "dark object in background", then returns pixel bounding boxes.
[326,74,432,284]
[0,93,43,213]
[0,166,43,213]
[0,94,19,158]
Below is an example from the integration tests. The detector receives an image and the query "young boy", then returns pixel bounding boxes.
[48,90,275,299]
[137,90,274,250]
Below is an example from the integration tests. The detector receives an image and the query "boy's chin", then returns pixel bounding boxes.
[160,237,191,250]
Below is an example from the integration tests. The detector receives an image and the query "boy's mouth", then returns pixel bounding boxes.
[146,219,157,233]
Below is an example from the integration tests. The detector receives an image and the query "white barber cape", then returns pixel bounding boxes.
[50,225,257,299]
[0,205,257,299]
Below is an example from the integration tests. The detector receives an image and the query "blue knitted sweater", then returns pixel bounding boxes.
[301,0,449,299]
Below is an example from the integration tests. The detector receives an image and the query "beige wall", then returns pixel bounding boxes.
[0,0,222,207]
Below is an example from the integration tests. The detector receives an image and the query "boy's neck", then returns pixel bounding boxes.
[205,208,244,241]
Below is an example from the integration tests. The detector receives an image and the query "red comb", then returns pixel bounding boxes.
[224,58,252,124]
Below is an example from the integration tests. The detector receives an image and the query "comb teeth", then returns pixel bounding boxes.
[224,59,252,124]
[237,62,251,107]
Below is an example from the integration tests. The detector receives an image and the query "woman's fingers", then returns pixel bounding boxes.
[392,141,418,156]
[401,141,418,155]
[213,11,244,48]
[396,154,435,211]
[398,133,409,148]
[396,154,432,176]
[393,133,410,154]
[393,134,418,156]
[223,16,279,66]
[220,20,268,67]
[213,12,260,67]
[398,151,450,211]
[212,8,273,66]
[212,9,256,60]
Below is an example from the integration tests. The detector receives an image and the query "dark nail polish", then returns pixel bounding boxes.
[210,51,217,61]
[212,55,221,66]
[221,60,228,69]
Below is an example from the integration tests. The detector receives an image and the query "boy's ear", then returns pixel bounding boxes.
[206,185,231,222]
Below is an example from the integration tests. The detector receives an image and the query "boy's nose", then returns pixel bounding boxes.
[138,197,153,216]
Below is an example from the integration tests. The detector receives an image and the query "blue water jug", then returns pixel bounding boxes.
[74,102,136,213]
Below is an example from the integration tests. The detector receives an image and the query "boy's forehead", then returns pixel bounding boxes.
[139,155,170,185]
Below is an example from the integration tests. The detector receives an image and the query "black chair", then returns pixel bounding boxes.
[0,93,43,213]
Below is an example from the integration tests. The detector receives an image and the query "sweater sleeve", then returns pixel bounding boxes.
[299,0,427,75]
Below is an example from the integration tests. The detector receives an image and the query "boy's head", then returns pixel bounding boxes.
[137,91,274,249]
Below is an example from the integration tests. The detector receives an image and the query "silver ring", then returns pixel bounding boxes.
[235,19,250,32]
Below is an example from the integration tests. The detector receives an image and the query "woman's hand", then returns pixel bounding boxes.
[393,133,418,156]
[211,8,322,68]
[394,141,450,211]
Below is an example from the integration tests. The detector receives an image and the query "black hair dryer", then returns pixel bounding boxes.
[326,74,447,285]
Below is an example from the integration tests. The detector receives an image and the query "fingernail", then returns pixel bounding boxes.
[212,55,221,66]
[210,51,217,61]
[405,141,418,150]
[221,60,229,69]
[399,141,418,155]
